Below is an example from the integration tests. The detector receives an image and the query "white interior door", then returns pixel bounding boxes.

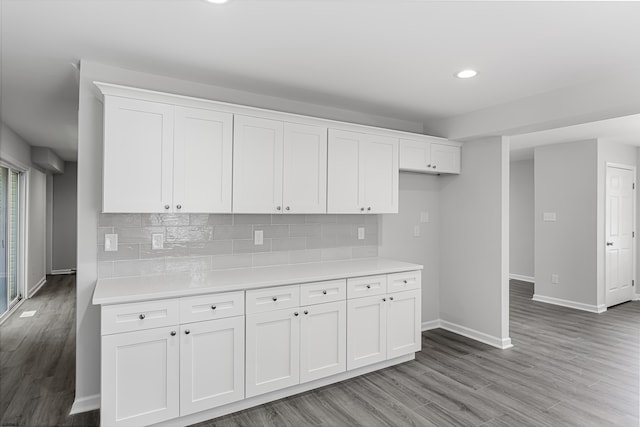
[605,165,635,307]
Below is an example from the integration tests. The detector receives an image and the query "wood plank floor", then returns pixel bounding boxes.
[1,277,638,426]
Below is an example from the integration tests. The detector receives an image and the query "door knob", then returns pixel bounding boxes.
[606,242,614,246]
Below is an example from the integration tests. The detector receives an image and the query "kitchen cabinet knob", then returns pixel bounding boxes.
[170,331,176,336]
[304,310,309,315]
[185,329,190,335]
[606,242,614,246]
[272,296,278,302]
[211,305,217,310]
[366,285,371,289]
[277,206,282,211]
[427,164,431,168]
[164,205,170,210]
[285,206,290,211]
[382,298,387,302]
[403,280,408,284]
[367,207,371,211]
[360,207,365,212]
[139,314,146,320]
[432,165,437,169]
[322,290,327,295]
[390,296,394,301]
[176,204,182,210]
[294,312,299,317]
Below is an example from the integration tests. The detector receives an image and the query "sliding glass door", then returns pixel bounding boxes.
[0,165,21,317]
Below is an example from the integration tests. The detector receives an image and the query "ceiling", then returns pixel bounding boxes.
[2,0,640,161]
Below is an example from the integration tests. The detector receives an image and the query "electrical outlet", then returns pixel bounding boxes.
[551,274,559,284]
[413,225,421,237]
[420,211,429,223]
[152,233,164,250]
[104,234,118,252]
[543,212,557,222]
[358,227,365,240]
[254,230,264,246]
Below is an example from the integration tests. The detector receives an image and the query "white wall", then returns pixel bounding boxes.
[439,136,511,348]
[637,147,640,299]
[52,162,77,272]
[596,141,637,307]
[75,60,426,409]
[509,159,534,279]
[534,140,598,309]
[1,123,32,168]
[379,173,440,325]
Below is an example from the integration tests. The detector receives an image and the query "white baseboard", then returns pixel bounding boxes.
[439,320,513,349]
[70,394,100,414]
[51,269,75,275]
[0,298,26,326]
[509,274,534,283]
[28,276,47,299]
[532,294,606,313]
[633,294,640,301]
[421,319,441,331]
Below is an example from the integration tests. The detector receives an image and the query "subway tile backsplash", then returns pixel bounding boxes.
[97,214,379,279]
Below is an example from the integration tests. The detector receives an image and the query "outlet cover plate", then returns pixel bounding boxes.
[104,234,118,252]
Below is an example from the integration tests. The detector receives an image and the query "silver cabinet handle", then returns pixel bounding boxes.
[366,285,371,289]
[304,310,309,315]
[285,206,290,211]
[272,296,278,302]
[427,164,431,168]
[211,305,217,310]
[276,206,282,211]
[432,165,437,169]
[170,331,176,336]
[294,312,299,317]
[164,205,170,210]
[367,207,371,212]
[139,314,146,320]
[322,290,327,295]
[382,298,387,302]
[176,204,182,210]
[390,296,394,301]
[606,242,614,246]
[185,329,190,335]
[403,280,408,284]
[360,207,365,212]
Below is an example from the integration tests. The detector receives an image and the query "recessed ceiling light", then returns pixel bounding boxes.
[456,69,478,79]
[205,0,229,4]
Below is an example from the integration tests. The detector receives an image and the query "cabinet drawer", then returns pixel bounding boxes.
[387,271,421,293]
[246,285,300,314]
[180,291,244,323]
[347,275,387,299]
[300,279,346,306]
[101,299,179,335]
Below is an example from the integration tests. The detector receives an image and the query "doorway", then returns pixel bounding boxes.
[605,163,636,307]
[0,164,23,317]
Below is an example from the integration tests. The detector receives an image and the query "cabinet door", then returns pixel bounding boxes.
[173,107,233,213]
[361,134,398,213]
[431,143,460,174]
[300,301,346,383]
[347,294,387,370]
[399,138,430,172]
[327,129,363,213]
[282,123,328,213]
[246,309,300,397]
[103,96,173,213]
[386,289,422,359]
[233,115,284,213]
[101,326,179,427]
[180,317,244,416]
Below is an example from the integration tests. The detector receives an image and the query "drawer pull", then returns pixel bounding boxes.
[294,312,299,317]
[382,298,386,302]
[272,297,278,302]
[170,331,176,336]
[390,296,394,301]
[304,310,309,315]
[403,280,408,284]
[211,305,217,310]
[138,314,146,320]
[366,285,371,289]
[185,329,191,335]
[322,290,327,295]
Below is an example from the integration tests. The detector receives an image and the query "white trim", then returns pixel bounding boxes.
[632,294,640,301]
[439,320,513,349]
[0,298,26,326]
[509,274,534,283]
[27,276,46,299]
[51,269,75,275]
[532,294,607,313]
[70,394,100,415]
[421,319,441,331]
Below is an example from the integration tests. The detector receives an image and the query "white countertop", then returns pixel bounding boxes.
[93,258,423,305]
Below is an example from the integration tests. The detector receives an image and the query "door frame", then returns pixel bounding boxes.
[605,162,637,307]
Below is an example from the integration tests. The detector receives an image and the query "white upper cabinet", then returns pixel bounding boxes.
[328,129,398,214]
[102,96,232,213]
[173,106,233,213]
[233,116,327,214]
[233,115,284,213]
[399,137,460,175]
[103,96,174,213]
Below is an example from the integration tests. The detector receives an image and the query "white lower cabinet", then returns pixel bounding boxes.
[386,289,422,359]
[101,326,180,427]
[180,316,245,416]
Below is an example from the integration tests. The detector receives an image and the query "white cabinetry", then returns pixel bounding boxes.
[328,129,398,214]
[347,294,387,369]
[233,116,327,214]
[399,137,460,174]
[102,95,232,213]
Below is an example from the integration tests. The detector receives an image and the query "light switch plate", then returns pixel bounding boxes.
[152,233,164,250]
[543,212,557,222]
[357,227,365,240]
[104,234,118,252]
[254,230,264,246]
[420,211,429,223]
[551,274,559,284]
[413,225,421,237]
